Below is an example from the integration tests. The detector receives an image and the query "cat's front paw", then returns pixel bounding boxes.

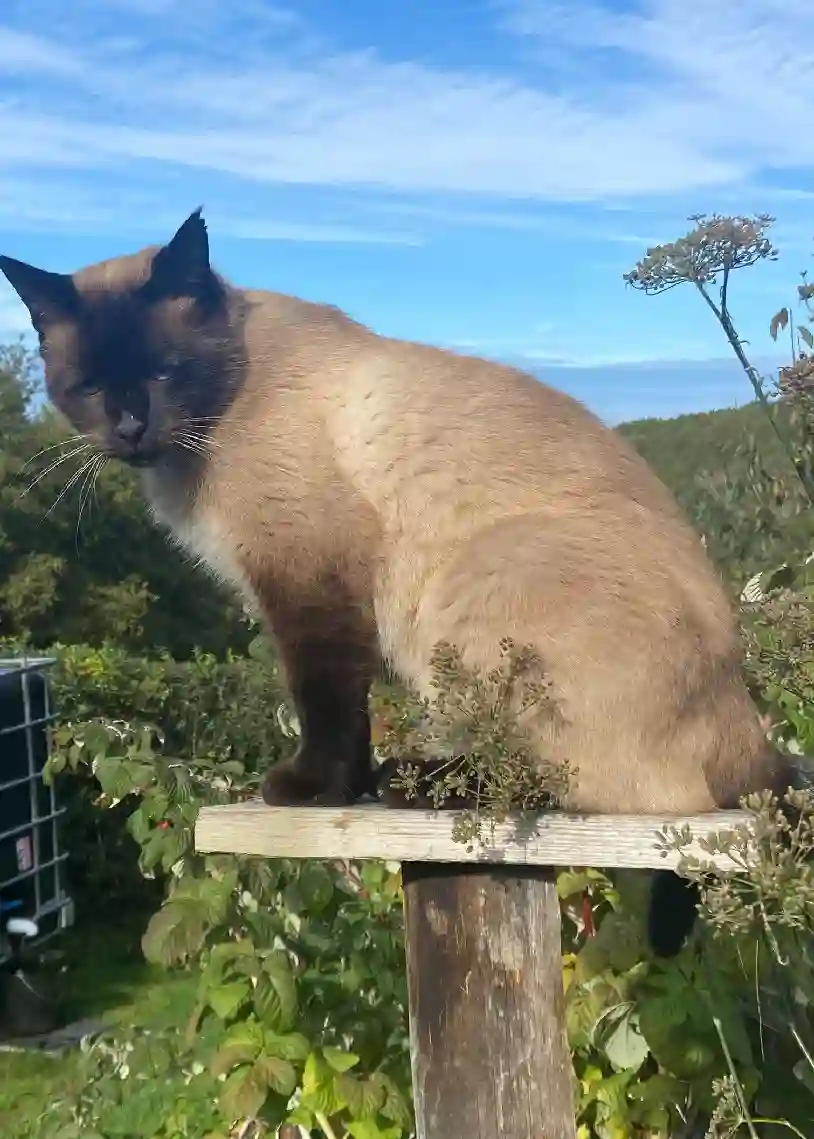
[261,759,331,805]
[261,754,373,807]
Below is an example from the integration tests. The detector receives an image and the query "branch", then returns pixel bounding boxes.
[720,260,731,315]
[694,282,814,505]
[314,1113,342,1139]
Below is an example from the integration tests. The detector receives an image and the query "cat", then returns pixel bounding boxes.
[0,209,796,955]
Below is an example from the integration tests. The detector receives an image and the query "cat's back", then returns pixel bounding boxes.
[321,325,701,542]
[239,289,720,610]
[240,286,682,513]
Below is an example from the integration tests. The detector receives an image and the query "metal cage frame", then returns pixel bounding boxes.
[0,656,73,963]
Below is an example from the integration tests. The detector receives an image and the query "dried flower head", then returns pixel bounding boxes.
[377,638,571,846]
[624,213,777,295]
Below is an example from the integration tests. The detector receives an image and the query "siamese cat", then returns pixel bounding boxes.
[0,210,795,955]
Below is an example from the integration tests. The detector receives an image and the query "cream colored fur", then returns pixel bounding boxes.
[129,279,779,814]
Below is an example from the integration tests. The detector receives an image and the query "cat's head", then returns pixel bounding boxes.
[0,209,235,468]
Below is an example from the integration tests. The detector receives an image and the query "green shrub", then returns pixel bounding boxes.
[30,717,411,1139]
[14,640,814,1138]
[0,635,291,917]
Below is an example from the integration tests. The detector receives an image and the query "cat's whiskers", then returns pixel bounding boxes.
[45,453,100,520]
[173,429,221,457]
[179,415,264,442]
[17,434,92,476]
[173,433,207,456]
[15,442,92,502]
[74,452,108,550]
[90,453,106,516]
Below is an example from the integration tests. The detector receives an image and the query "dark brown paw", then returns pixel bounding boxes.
[262,760,328,806]
[261,754,376,807]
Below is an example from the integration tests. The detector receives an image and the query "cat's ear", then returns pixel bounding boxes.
[0,255,79,336]
[141,207,222,310]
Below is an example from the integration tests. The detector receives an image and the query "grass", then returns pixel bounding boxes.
[0,906,199,1138]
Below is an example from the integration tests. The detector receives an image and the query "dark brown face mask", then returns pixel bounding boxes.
[0,208,230,469]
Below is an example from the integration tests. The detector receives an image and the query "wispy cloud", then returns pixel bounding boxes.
[0,177,422,245]
[0,27,81,76]
[0,0,811,238]
[215,219,422,245]
[446,320,728,369]
[0,0,811,243]
[1,0,812,398]
[0,1,787,213]
[501,0,814,174]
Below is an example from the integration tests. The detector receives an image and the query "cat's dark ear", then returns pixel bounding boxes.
[141,207,222,310]
[0,255,79,336]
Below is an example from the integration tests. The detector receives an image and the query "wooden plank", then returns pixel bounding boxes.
[195,800,752,870]
[403,863,575,1139]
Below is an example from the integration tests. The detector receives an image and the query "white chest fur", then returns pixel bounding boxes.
[140,469,258,613]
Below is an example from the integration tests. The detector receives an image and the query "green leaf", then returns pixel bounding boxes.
[361,862,386,893]
[211,1029,263,1079]
[208,979,251,1020]
[218,1063,268,1121]
[302,1050,326,1095]
[301,1051,346,1117]
[601,1009,649,1073]
[637,989,689,1048]
[287,1104,315,1129]
[557,868,609,899]
[592,1070,634,1122]
[93,755,136,800]
[255,952,297,1032]
[45,751,66,777]
[323,1045,361,1073]
[264,1030,311,1062]
[298,861,335,913]
[375,1074,413,1128]
[283,881,305,914]
[255,1053,297,1097]
[336,1073,387,1120]
[628,1073,686,1110]
[141,897,208,967]
[205,939,258,979]
[197,869,240,921]
[219,1018,265,1056]
[346,1121,403,1139]
[584,911,644,974]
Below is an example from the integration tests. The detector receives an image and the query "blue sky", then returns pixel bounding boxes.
[0,0,812,422]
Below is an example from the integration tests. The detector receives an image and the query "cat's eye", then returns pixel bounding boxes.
[154,354,183,384]
[67,378,100,397]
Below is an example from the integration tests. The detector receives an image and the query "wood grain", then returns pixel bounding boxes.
[403,863,575,1139]
[195,800,752,870]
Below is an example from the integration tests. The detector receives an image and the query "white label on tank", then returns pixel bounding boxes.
[15,836,33,872]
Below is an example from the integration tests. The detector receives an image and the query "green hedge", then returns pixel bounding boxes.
[0,637,290,916]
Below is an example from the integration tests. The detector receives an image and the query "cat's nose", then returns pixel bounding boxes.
[113,412,147,444]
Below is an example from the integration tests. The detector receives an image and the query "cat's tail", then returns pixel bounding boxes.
[647,870,703,957]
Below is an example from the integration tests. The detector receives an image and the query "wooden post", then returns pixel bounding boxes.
[195,802,751,1139]
[403,862,574,1139]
